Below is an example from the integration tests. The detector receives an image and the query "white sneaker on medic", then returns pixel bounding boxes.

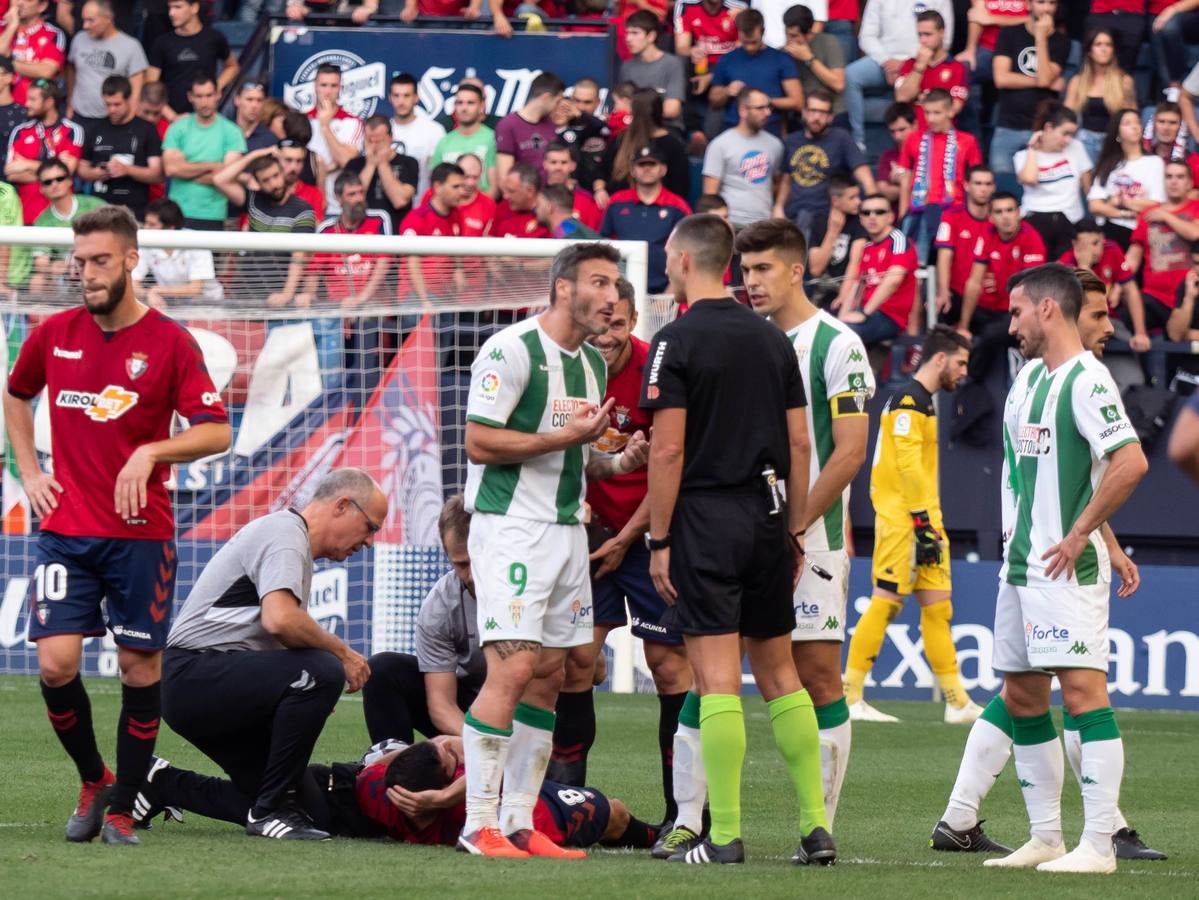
[848,700,900,723]
[944,700,984,725]
[1037,841,1117,874]
[983,836,1066,868]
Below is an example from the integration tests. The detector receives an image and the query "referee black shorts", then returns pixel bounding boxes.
[666,490,796,639]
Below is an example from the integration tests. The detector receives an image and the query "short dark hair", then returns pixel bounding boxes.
[1033,98,1077,131]
[430,161,464,185]
[734,217,808,262]
[693,193,728,214]
[510,162,542,191]
[390,73,417,91]
[283,108,312,144]
[145,197,183,229]
[805,87,834,108]
[1167,158,1195,179]
[101,75,131,99]
[438,494,471,543]
[73,204,139,248]
[29,78,59,104]
[884,102,917,126]
[916,9,945,28]
[965,164,994,181]
[247,154,280,179]
[315,63,342,78]
[529,71,565,100]
[385,743,451,793]
[671,214,734,277]
[1155,99,1183,119]
[827,173,858,198]
[616,275,636,308]
[455,82,484,101]
[541,183,575,211]
[189,72,217,93]
[1007,262,1084,321]
[1072,217,1101,237]
[783,4,814,33]
[140,81,166,104]
[364,114,390,131]
[543,142,573,159]
[625,10,660,35]
[1074,267,1107,298]
[549,242,622,306]
[990,191,1019,209]
[334,170,363,196]
[860,192,890,208]
[920,324,970,361]
[37,157,69,181]
[574,76,600,93]
[922,88,953,107]
[736,7,765,34]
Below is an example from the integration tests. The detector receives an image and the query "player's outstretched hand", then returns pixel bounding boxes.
[1110,545,1140,598]
[562,397,615,446]
[1041,529,1089,582]
[24,470,63,518]
[114,446,156,520]
[341,649,371,693]
[650,547,678,605]
[619,430,649,473]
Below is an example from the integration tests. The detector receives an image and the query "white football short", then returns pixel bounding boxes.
[992,580,1110,673]
[468,513,593,649]
[791,549,850,642]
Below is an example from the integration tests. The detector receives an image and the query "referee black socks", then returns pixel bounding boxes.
[41,674,105,784]
[548,688,596,786]
[110,682,162,816]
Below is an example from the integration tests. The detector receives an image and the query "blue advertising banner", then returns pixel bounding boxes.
[269,26,614,122]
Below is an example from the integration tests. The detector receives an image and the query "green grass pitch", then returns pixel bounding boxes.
[1,674,1194,898]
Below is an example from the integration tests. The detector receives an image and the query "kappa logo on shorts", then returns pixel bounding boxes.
[822,616,839,631]
[56,386,140,422]
[1067,641,1089,655]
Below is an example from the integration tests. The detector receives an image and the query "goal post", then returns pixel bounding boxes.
[0,225,660,692]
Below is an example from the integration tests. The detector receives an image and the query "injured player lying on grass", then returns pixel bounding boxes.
[133,735,661,848]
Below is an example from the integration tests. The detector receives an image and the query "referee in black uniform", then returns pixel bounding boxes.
[640,214,836,867]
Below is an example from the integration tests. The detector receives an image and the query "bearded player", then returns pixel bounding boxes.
[3,206,232,845]
[930,268,1166,862]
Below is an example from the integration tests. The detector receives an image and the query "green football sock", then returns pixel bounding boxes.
[699,693,745,845]
[767,690,830,837]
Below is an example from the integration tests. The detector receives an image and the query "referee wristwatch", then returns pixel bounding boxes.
[645,533,671,551]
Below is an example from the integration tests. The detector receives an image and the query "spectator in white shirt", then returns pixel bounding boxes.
[133,197,224,306]
[389,72,445,197]
[306,63,365,210]
[1015,101,1093,259]
[843,0,954,149]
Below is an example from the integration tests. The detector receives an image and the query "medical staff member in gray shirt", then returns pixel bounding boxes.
[158,468,381,841]
[363,495,486,744]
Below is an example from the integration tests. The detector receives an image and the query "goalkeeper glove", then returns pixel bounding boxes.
[912,510,943,566]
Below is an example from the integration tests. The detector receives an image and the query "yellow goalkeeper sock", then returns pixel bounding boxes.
[844,595,903,705]
[921,599,968,708]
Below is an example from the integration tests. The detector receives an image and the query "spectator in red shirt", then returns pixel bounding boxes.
[877,101,915,211]
[1060,216,1148,348]
[898,89,982,264]
[4,79,82,223]
[934,163,995,326]
[895,10,969,128]
[455,152,496,237]
[673,0,744,147]
[400,161,465,306]
[835,193,919,347]
[1145,100,1199,186]
[307,171,392,309]
[1127,160,1199,332]
[955,0,1028,88]
[0,0,66,106]
[492,161,549,238]
[541,142,602,228]
[960,189,1046,375]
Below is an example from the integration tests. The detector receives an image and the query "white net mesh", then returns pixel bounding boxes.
[0,228,659,689]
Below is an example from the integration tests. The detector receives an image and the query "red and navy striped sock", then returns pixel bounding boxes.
[109,682,161,816]
[41,674,105,784]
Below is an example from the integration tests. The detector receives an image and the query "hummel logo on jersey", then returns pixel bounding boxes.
[1090,383,1109,398]
[289,670,315,692]
[1067,641,1089,655]
[56,386,139,422]
[52,346,82,359]
[822,616,839,630]
[1018,778,1033,788]
[1081,775,1098,785]
[489,348,505,362]
[849,349,864,362]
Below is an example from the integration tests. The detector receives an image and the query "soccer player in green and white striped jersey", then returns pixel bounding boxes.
[459,242,648,860]
[737,218,874,828]
[982,263,1147,875]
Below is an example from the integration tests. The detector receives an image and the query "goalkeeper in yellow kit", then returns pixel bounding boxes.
[844,326,983,724]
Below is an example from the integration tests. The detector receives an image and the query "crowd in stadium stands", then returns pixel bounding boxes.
[4,0,1199,385]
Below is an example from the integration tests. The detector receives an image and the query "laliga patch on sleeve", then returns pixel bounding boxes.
[893,411,912,436]
[477,370,502,404]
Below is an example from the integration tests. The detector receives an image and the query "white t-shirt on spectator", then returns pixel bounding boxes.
[1013,140,1092,222]
[1087,154,1166,231]
[132,242,224,302]
[754,0,827,48]
[1182,61,1199,99]
[391,110,447,197]
[308,106,366,213]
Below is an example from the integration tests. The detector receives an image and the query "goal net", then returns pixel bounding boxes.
[0,226,664,692]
